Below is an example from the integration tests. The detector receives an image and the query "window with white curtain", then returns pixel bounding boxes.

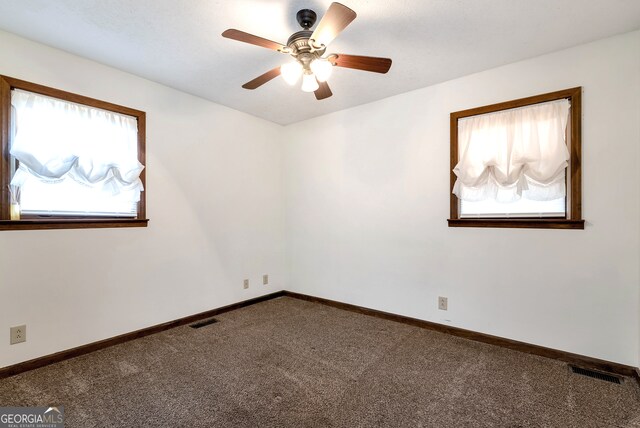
[0,75,147,230]
[448,88,584,229]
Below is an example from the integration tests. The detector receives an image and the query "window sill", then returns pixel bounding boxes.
[447,218,584,229]
[0,218,149,231]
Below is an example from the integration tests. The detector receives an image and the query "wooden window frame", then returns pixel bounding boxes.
[448,87,584,230]
[0,75,148,231]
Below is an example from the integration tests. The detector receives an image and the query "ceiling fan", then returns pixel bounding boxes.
[222,2,392,100]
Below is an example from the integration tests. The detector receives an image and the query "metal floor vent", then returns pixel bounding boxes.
[569,365,621,384]
[190,318,219,329]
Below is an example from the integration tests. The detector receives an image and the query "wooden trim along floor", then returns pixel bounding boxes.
[282,291,639,379]
[0,291,285,379]
[1,289,638,384]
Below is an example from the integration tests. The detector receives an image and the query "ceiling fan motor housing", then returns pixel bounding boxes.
[286,29,326,70]
[287,30,315,52]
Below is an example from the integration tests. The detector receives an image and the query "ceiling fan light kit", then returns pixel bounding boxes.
[310,59,333,82]
[222,2,392,100]
[281,61,303,85]
[301,72,320,92]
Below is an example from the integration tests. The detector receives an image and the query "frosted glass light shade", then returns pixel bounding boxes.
[301,73,319,92]
[281,62,303,85]
[310,59,333,82]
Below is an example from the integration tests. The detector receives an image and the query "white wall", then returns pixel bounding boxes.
[2,28,639,370]
[0,30,287,368]
[284,30,640,366]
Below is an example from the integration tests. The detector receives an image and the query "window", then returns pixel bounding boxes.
[0,76,147,230]
[448,87,583,229]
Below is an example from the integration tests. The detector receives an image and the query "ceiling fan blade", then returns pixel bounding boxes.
[310,3,357,47]
[222,29,287,52]
[314,80,333,100]
[242,67,281,90]
[329,54,392,74]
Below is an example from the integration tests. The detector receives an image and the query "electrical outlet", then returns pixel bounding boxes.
[10,325,26,345]
[243,279,249,289]
[438,296,448,311]
[263,274,269,285]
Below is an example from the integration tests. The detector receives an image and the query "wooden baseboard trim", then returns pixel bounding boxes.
[0,291,285,380]
[3,289,638,385]
[282,291,639,379]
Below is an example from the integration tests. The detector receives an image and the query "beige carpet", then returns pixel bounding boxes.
[1,296,639,427]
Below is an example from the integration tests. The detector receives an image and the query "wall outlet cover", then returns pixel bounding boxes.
[10,325,26,345]
[263,274,269,285]
[243,279,249,289]
[438,297,448,311]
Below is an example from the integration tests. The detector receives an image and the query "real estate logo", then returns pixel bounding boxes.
[0,406,64,428]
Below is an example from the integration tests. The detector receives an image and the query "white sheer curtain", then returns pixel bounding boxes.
[9,89,144,213]
[453,99,570,203]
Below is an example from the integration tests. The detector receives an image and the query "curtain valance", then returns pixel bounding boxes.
[453,99,570,202]
[10,89,144,200]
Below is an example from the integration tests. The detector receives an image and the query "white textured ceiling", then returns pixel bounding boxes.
[0,1,638,125]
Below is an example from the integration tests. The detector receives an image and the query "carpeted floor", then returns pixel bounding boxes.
[1,296,639,427]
